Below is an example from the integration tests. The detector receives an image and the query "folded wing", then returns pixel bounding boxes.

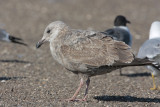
[61,32,133,68]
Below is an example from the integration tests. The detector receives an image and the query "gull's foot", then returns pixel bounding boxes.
[76,98,87,101]
[150,87,157,90]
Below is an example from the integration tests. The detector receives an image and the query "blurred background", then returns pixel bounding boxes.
[0,0,160,106]
[0,0,160,51]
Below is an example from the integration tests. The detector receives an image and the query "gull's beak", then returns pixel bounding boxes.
[9,35,28,46]
[36,39,45,48]
[126,20,131,24]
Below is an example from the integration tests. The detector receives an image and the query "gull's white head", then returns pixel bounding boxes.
[36,21,68,48]
[149,21,160,39]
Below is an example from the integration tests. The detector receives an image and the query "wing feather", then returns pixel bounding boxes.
[60,32,133,67]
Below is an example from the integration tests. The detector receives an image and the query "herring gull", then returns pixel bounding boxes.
[36,21,152,101]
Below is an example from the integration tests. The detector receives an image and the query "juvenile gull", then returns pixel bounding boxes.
[137,21,160,90]
[103,15,132,75]
[0,29,27,46]
[36,21,152,101]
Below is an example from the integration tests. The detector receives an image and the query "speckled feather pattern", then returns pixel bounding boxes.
[48,21,134,76]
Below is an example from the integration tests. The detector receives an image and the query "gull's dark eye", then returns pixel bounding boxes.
[47,29,51,33]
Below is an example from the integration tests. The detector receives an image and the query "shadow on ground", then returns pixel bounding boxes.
[94,95,160,103]
[0,59,30,64]
[0,77,26,81]
[121,72,151,77]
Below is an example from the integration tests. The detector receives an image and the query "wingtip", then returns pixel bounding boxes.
[9,35,28,46]
[9,35,23,41]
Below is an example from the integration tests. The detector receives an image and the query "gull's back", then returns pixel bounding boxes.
[105,27,132,46]
[137,38,160,60]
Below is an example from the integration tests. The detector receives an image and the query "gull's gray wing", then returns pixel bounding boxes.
[104,28,131,46]
[137,38,160,62]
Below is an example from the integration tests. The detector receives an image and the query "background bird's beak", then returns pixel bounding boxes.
[36,39,45,48]
[127,20,131,24]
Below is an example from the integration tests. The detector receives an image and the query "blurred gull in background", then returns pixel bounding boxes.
[104,15,132,46]
[137,21,160,90]
[103,15,132,75]
[0,29,27,46]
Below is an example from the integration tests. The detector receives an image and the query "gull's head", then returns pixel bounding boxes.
[114,15,130,26]
[36,21,67,48]
[149,21,160,39]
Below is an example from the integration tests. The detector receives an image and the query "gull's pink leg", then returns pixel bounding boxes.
[75,77,90,101]
[65,78,84,101]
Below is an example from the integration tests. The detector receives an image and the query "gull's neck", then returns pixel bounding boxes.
[115,26,129,32]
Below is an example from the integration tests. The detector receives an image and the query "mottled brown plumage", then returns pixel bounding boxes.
[36,21,152,101]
